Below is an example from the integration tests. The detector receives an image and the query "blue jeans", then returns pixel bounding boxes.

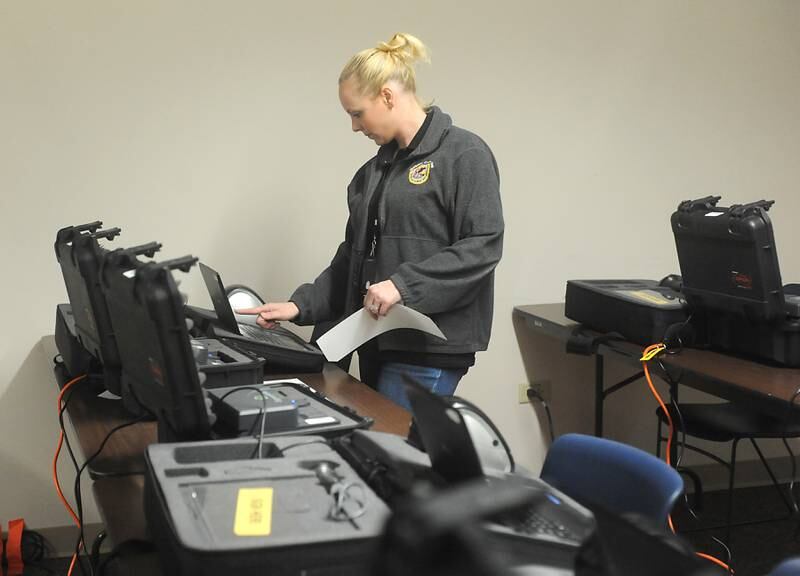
[376,362,468,411]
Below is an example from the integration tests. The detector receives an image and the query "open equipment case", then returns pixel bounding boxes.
[672,196,800,366]
[54,221,125,394]
[99,244,372,442]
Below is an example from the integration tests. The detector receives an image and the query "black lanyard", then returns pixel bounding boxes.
[366,159,392,258]
[361,158,395,294]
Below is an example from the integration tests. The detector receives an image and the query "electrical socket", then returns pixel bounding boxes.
[519,380,552,404]
[518,382,529,404]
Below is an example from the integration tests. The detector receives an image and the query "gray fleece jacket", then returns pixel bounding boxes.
[290,107,504,355]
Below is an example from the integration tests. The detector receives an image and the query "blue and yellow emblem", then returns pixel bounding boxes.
[408,161,433,185]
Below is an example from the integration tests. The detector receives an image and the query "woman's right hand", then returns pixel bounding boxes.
[236,302,300,328]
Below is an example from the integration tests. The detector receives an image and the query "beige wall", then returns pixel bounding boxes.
[2,0,800,529]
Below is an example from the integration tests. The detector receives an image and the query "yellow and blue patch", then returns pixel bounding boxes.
[408,160,434,185]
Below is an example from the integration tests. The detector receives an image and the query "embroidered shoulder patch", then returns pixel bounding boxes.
[408,160,434,185]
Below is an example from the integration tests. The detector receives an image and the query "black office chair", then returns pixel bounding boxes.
[656,400,800,543]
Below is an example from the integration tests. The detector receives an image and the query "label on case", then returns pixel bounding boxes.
[619,289,671,307]
[234,487,273,536]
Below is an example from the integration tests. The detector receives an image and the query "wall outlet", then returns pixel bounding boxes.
[519,380,552,404]
[518,382,530,404]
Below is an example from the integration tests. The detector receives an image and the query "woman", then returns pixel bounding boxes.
[240,33,503,410]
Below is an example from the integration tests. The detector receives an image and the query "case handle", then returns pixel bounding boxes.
[729,199,775,218]
[677,196,721,213]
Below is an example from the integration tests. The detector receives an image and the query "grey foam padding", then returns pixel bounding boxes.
[146,436,390,552]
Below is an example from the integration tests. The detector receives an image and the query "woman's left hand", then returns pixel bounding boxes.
[364,280,402,317]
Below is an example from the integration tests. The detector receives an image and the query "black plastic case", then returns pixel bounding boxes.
[101,247,213,442]
[671,197,800,366]
[672,197,785,322]
[193,337,265,389]
[696,309,800,367]
[565,279,689,345]
[54,304,93,378]
[144,436,390,576]
[54,222,124,394]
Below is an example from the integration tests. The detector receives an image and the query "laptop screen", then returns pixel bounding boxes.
[199,262,241,333]
[403,380,485,485]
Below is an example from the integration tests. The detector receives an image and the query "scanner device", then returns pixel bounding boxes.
[230,286,266,326]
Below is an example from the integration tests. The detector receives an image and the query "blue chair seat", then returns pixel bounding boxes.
[541,433,684,528]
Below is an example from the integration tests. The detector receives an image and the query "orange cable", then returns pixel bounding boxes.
[53,374,86,526]
[52,374,88,576]
[643,361,673,467]
[697,552,734,572]
[641,346,733,574]
[67,550,79,576]
[53,428,80,526]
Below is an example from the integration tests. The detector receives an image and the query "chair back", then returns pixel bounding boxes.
[540,433,683,527]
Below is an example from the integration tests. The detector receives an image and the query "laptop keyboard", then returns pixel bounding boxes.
[492,488,593,547]
[238,324,311,352]
[512,508,582,543]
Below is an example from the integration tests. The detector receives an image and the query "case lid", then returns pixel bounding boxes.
[671,198,785,322]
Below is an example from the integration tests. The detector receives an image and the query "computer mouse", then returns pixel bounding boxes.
[659,274,683,292]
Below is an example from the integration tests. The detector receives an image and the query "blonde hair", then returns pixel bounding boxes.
[339,33,430,97]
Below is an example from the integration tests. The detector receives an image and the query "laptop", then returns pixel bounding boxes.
[401,380,595,549]
[401,384,714,575]
[198,263,324,371]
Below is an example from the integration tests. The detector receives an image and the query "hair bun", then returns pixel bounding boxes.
[376,33,429,64]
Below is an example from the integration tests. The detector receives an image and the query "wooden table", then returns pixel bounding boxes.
[57,363,410,547]
[514,303,800,436]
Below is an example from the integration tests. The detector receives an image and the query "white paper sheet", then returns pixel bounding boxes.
[262,377,305,386]
[316,304,446,362]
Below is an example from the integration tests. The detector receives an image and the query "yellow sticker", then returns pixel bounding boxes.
[234,487,273,536]
[408,161,433,185]
[626,290,670,306]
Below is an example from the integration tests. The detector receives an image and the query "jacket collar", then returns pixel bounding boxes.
[375,106,452,165]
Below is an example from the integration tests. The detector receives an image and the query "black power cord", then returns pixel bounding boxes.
[60,383,148,576]
[656,357,733,574]
[526,387,555,444]
[73,415,149,574]
[4,529,58,575]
